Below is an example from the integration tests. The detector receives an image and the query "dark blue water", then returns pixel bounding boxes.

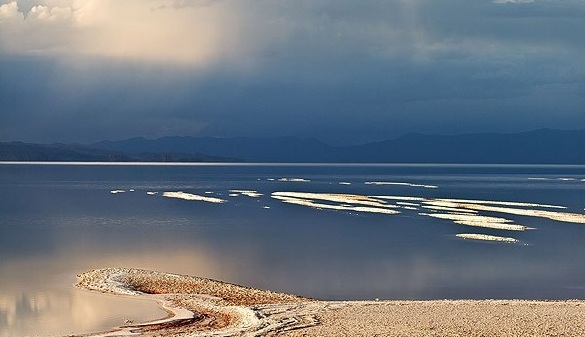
[1,163,584,336]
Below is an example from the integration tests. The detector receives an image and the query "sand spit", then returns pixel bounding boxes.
[457,203,585,224]
[272,192,394,208]
[75,268,585,337]
[431,198,566,209]
[272,192,400,215]
[455,233,519,243]
[271,192,585,237]
[422,213,531,231]
[273,195,400,215]
[420,198,585,226]
[278,178,310,182]
[162,191,226,204]
[422,205,478,214]
[373,195,427,202]
[272,191,585,228]
[229,190,263,198]
[76,268,312,337]
[365,181,438,189]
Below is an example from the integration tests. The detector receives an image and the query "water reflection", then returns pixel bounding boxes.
[1,164,584,336]
[0,243,245,337]
[0,289,163,337]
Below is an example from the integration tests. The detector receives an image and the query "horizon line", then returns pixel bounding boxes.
[1,161,584,168]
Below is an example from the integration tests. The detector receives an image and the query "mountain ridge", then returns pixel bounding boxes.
[2,129,584,164]
[91,128,585,164]
[0,141,240,162]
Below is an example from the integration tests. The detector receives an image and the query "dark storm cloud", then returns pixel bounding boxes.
[0,0,584,144]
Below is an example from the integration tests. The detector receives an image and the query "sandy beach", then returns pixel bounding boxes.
[74,268,585,337]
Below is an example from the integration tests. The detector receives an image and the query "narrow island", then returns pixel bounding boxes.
[76,268,585,337]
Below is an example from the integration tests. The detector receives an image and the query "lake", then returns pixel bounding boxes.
[1,163,584,336]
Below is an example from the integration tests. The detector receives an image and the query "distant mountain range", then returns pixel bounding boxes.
[2,129,584,164]
[0,142,240,162]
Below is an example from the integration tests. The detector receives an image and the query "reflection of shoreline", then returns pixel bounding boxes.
[72,288,181,337]
[76,268,585,337]
[0,276,166,337]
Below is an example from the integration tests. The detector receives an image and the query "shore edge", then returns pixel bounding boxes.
[75,268,585,337]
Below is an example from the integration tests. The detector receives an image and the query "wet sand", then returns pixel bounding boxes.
[76,268,585,337]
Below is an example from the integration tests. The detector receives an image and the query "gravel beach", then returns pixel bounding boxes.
[75,268,585,337]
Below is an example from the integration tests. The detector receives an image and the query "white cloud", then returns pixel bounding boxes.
[0,1,23,20]
[0,0,445,69]
[0,1,75,55]
[0,0,244,68]
[28,4,71,20]
[0,0,582,72]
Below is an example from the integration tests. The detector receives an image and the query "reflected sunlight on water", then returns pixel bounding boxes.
[1,163,584,336]
[0,245,242,337]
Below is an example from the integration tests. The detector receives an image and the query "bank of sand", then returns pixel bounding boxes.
[76,268,585,337]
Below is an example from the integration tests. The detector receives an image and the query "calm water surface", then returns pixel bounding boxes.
[1,163,584,336]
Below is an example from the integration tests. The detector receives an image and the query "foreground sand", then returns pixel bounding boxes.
[76,268,585,337]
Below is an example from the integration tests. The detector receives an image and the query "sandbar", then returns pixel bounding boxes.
[75,268,585,337]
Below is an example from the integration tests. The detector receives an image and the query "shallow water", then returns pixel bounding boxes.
[1,163,584,336]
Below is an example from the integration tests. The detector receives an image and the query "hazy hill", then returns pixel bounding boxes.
[2,129,583,164]
[92,136,335,162]
[344,129,585,164]
[0,142,240,162]
[90,129,585,164]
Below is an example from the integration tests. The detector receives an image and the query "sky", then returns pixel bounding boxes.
[0,0,584,145]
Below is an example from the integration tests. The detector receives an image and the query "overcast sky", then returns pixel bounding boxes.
[1,0,584,145]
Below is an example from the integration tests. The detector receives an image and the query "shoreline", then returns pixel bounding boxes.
[76,268,585,337]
